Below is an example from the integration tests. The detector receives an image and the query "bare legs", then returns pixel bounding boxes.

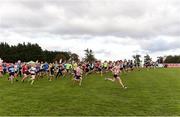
[105,76,127,89]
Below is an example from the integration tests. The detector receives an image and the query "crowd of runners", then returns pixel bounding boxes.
[0,59,158,89]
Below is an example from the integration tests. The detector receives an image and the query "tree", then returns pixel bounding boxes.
[0,42,10,61]
[0,42,44,62]
[157,56,164,63]
[70,53,79,62]
[133,54,141,66]
[144,54,152,65]
[0,42,74,63]
[54,53,67,62]
[44,51,70,63]
[164,55,180,63]
[84,49,96,63]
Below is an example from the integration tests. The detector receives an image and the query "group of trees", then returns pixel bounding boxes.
[133,54,141,65]
[144,55,180,64]
[133,54,151,65]
[137,54,180,64]
[157,56,164,64]
[156,55,180,63]
[144,54,152,64]
[164,55,180,63]
[0,42,79,63]
[1,42,180,64]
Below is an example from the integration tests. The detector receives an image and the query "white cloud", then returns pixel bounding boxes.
[0,0,180,61]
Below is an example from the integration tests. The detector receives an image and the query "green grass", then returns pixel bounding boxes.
[0,68,180,116]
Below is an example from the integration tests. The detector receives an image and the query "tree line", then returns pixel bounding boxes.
[164,55,180,63]
[0,42,180,63]
[0,42,79,63]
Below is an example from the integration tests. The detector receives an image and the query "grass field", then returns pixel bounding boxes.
[0,68,180,116]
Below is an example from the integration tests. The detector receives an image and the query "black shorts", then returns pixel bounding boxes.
[109,67,112,70]
[50,71,54,76]
[95,67,99,70]
[75,75,81,80]
[57,70,63,76]
[31,73,36,75]
[39,69,44,72]
[9,72,15,76]
[90,67,94,70]
[85,68,89,72]
[36,70,40,74]
[114,74,118,78]
[73,70,76,74]
[98,68,102,71]
[103,67,107,69]
[120,68,123,70]
[23,71,30,75]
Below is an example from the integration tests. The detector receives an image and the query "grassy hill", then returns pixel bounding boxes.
[0,68,180,116]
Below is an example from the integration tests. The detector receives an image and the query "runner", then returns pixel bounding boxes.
[119,60,123,70]
[35,62,41,79]
[14,63,19,81]
[17,60,22,77]
[105,61,127,89]
[95,61,103,76]
[21,63,29,82]
[43,62,49,76]
[0,64,3,77]
[73,62,78,72]
[8,64,15,84]
[28,64,37,85]
[55,64,65,79]
[108,61,113,70]
[85,62,92,76]
[49,63,55,81]
[123,59,128,72]
[102,61,108,73]
[65,63,72,74]
[130,60,134,71]
[2,62,7,75]
[73,64,83,86]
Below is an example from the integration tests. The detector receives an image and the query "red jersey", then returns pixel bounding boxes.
[22,65,28,73]
[6,63,11,68]
[0,65,2,71]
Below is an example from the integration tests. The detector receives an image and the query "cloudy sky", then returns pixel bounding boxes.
[0,0,180,61]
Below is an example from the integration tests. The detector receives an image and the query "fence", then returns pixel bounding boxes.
[164,63,180,68]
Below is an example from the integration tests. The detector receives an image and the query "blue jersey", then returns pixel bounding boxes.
[43,63,49,71]
[8,67,15,73]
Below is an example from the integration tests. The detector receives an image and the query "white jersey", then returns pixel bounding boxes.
[120,63,123,68]
[14,65,18,72]
[29,67,36,75]
[112,66,120,75]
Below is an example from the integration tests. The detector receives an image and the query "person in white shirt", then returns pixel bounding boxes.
[29,65,37,85]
